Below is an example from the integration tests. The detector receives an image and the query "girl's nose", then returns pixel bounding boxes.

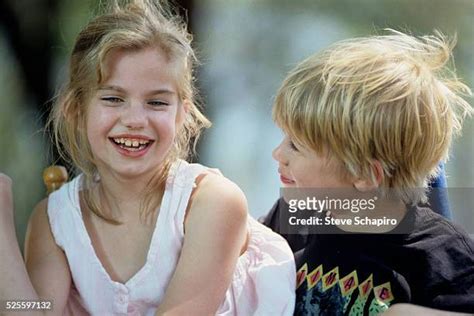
[121,102,147,129]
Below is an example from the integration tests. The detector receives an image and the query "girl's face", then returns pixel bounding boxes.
[86,46,185,180]
[272,134,352,188]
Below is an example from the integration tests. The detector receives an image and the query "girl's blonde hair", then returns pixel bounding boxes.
[273,30,472,205]
[48,0,210,224]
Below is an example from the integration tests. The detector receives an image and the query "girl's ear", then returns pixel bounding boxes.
[353,160,384,191]
[62,91,87,126]
[177,99,191,126]
[182,99,191,114]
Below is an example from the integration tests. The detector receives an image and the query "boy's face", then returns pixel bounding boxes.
[272,134,353,188]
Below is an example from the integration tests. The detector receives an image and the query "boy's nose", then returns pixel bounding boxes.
[121,102,147,129]
[272,142,287,165]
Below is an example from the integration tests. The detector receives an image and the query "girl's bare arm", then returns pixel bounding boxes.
[155,173,248,315]
[0,174,71,315]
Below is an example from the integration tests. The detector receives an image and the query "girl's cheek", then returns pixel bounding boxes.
[156,113,178,128]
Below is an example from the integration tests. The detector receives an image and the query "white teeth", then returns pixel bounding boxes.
[112,137,151,149]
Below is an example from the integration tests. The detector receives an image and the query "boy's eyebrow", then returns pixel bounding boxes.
[98,85,176,96]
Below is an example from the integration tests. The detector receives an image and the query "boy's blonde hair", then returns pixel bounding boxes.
[273,30,472,204]
[48,0,210,223]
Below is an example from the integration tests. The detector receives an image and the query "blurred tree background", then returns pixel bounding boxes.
[194,0,474,229]
[0,0,472,250]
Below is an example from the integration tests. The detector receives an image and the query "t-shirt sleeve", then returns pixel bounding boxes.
[259,198,309,252]
[259,198,281,227]
[429,228,474,313]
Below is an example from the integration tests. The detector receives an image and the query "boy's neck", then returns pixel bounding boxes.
[329,197,408,233]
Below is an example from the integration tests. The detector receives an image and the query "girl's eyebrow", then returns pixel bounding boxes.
[98,85,176,96]
[98,85,126,92]
[146,89,176,96]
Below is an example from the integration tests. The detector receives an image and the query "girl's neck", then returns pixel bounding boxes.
[94,168,165,223]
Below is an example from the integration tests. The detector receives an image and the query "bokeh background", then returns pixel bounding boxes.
[1,0,473,249]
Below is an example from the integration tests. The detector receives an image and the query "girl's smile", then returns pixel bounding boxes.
[86,46,185,180]
[109,134,155,157]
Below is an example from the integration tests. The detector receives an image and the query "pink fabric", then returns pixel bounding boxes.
[63,283,89,315]
[47,160,295,315]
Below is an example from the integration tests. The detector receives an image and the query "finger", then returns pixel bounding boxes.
[0,173,13,210]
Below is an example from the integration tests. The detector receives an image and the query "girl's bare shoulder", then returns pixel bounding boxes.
[188,171,248,223]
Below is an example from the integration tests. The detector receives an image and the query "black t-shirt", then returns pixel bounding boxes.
[261,198,309,252]
[262,199,474,315]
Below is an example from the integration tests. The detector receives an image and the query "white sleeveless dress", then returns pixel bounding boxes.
[47,160,296,315]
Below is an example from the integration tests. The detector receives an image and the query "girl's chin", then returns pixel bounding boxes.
[107,161,169,180]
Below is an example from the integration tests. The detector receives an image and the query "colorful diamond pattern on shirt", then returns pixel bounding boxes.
[306,264,323,290]
[339,270,358,296]
[296,263,395,315]
[296,263,308,289]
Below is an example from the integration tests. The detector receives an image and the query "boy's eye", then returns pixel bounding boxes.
[289,140,299,152]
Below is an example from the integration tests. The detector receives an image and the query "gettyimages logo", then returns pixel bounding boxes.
[278,187,474,235]
[288,196,378,214]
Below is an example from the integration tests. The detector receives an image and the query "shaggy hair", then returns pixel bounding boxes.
[273,30,472,204]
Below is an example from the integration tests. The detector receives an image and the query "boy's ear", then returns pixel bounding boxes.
[353,160,384,191]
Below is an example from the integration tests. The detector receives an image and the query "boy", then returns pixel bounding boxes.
[264,31,474,314]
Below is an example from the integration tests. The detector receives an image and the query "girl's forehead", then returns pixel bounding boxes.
[104,46,170,66]
[98,46,182,93]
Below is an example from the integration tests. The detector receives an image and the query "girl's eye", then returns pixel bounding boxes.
[148,100,169,107]
[101,97,123,104]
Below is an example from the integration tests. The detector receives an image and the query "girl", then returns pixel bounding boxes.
[0,1,295,315]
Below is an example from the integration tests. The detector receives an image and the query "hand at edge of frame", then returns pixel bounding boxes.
[0,173,14,222]
[382,304,472,316]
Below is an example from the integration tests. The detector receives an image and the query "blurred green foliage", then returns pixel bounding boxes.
[1,0,473,250]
